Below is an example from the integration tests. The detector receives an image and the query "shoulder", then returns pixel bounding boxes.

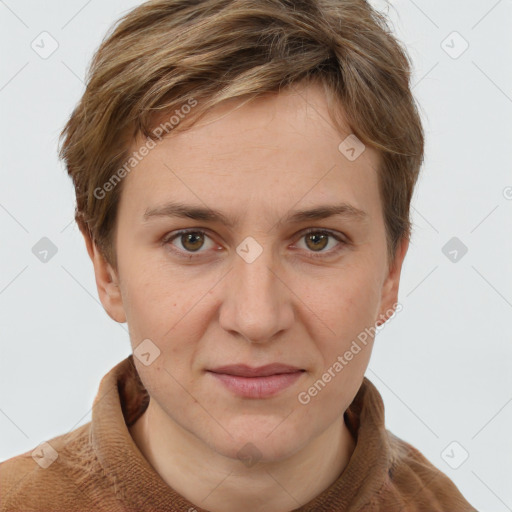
[0,423,109,512]
[380,430,477,512]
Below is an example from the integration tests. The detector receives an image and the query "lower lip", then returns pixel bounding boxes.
[208,371,304,398]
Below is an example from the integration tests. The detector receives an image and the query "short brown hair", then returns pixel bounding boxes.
[59,0,424,270]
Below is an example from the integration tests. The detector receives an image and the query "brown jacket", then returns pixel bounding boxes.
[0,355,477,511]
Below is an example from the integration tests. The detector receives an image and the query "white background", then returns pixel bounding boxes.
[0,1,511,510]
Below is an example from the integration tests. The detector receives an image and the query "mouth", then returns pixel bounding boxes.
[208,363,304,377]
[206,364,306,398]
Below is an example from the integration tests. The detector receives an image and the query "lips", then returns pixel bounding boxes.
[208,363,304,377]
[207,364,305,398]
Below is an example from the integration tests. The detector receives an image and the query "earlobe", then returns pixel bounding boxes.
[82,230,127,324]
[375,237,409,327]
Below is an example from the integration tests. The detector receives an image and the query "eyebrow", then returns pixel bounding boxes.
[143,201,368,229]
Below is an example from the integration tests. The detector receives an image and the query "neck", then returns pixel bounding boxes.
[130,400,356,512]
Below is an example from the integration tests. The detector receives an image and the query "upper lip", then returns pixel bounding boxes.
[208,364,304,377]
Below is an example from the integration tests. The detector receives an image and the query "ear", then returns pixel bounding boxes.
[375,236,409,327]
[82,230,127,324]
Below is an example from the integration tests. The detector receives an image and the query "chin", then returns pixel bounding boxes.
[206,417,308,464]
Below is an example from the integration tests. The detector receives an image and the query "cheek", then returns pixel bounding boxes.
[294,262,382,394]
[304,262,382,338]
[295,269,379,415]
[120,267,209,378]
[119,255,187,333]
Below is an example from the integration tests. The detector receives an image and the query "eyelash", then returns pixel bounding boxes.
[162,228,348,260]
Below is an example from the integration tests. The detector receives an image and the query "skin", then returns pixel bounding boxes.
[84,80,409,512]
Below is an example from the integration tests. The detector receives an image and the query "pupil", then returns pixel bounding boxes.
[307,233,327,251]
[183,233,203,251]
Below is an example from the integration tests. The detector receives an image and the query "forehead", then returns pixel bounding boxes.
[119,82,382,225]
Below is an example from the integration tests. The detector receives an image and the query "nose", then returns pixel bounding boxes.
[218,243,295,344]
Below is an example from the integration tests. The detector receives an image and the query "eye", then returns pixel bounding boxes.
[163,229,217,258]
[294,229,347,258]
[162,228,348,260]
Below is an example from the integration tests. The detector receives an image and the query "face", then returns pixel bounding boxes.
[88,81,407,463]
